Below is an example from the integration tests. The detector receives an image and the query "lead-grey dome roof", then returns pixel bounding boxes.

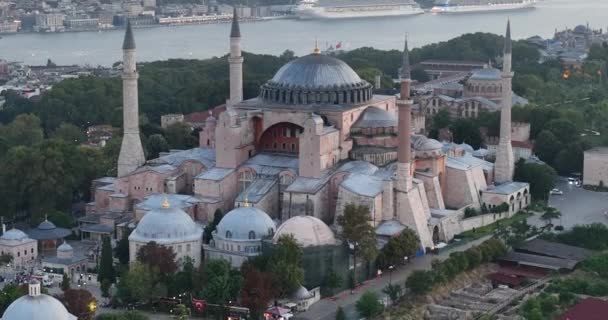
[352,107,397,129]
[3,295,77,320]
[273,216,336,247]
[1,228,29,241]
[216,206,276,241]
[259,54,373,106]
[129,204,202,243]
[271,54,363,88]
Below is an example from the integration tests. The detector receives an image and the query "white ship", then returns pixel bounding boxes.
[294,0,424,19]
[430,0,536,13]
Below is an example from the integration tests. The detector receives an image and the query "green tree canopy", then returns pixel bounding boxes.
[269,234,304,296]
[337,204,378,287]
[98,236,115,283]
[355,291,384,319]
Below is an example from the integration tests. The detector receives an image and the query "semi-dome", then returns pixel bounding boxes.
[259,53,374,106]
[412,135,443,151]
[216,206,275,241]
[1,228,29,241]
[273,215,336,247]
[3,281,77,320]
[129,199,202,243]
[352,107,397,129]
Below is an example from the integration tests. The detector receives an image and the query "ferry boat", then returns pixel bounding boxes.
[294,0,424,19]
[430,0,536,13]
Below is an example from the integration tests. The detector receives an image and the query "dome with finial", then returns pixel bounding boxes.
[259,47,373,106]
[129,194,202,243]
[1,228,29,241]
[2,280,77,320]
[216,205,275,241]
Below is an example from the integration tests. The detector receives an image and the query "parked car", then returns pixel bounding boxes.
[550,189,563,195]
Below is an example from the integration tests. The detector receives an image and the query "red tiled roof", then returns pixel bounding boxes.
[558,298,608,320]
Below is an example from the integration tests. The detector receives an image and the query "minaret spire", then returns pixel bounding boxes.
[494,20,515,184]
[228,6,243,108]
[396,35,413,192]
[400,35,411,80]
[117,20,146,177]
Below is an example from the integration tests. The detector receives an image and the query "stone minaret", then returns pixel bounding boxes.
[228,7,243,107]
[494,21,515,184]
[117,21,146,177]
[395,37,413,192]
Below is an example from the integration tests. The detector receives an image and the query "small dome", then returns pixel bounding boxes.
[130,202,202,243]
[1,229,28,241]
[37,220,56,230]
[273,216,336,247]
[3,281,76,320]
[291,285,313,300]
[352,107,397,129]
[413,135,442,151]
[459,143,474,153]
[216,207,275,241]
[57,242,73,252]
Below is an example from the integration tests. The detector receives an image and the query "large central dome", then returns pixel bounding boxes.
[260,54,373,106]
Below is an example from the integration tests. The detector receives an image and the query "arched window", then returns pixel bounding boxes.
[225,231,232,239]
[248,231,256,240]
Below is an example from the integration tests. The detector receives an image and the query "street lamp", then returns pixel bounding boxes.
[388,265,394,285]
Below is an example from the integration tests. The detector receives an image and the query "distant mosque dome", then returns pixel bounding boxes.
[291,285,314,300]
[351,107,397,129]
[129,199,202,243]
[259,53,373,106]
[1,228,29,241]
[216,206,276,241]
[273,216,336,247]
[3,280,77,320]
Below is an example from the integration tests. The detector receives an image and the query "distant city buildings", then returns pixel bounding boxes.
[527,23,608,67]
[0,0,289,34]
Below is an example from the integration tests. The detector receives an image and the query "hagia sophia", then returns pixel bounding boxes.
[73,11,530,288]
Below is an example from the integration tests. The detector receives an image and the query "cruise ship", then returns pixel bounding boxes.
[430,0,536,13]
[294,0,424,19]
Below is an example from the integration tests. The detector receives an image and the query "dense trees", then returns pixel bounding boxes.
[136,241,178,280]
[514,160,557,200]
[376,228,419,269]
[268,234,304,296]
[62,288,97,320]
[201,259,243,306]
[240,266,276,319]
[356,291,384,319]
[337,204,378,288]
[98,236,115,284]
[117,262,167,304]
[405,239,507,295]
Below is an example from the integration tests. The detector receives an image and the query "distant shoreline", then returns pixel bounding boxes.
[0,16,288,37]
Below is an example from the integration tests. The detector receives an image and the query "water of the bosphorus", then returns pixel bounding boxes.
[0,0,606,66]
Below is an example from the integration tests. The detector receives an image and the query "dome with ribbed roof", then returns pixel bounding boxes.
[216,206,275,241]
[259,54,373,106]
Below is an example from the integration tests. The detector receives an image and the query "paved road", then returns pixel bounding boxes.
[294,235,492,320]
[528,178,608,229]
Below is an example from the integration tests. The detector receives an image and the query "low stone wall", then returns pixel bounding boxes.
[459,211,511,232]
